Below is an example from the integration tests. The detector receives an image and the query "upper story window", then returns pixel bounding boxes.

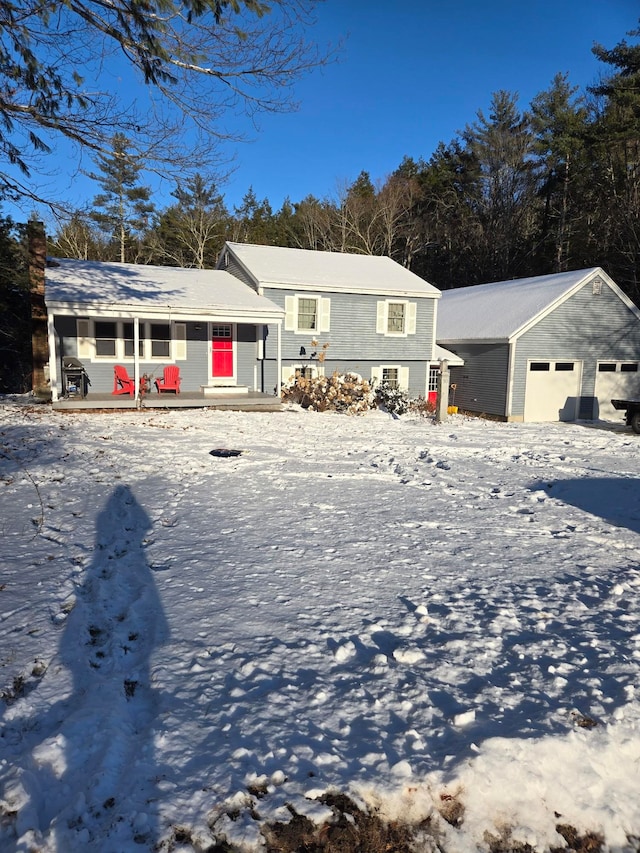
[387,303,405,334]
[285,294,331,334]
[297,298,318,331]
[376,300,417,336]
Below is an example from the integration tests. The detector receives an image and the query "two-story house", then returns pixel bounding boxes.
[218,242,447,397]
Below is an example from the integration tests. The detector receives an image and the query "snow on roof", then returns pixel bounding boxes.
[434,344,464,366]
[437,268,602,342]
[44,258,283,317]
[225,242,440,297]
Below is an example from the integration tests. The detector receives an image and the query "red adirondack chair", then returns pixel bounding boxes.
[113,365,135,396]
[155,365,181,394]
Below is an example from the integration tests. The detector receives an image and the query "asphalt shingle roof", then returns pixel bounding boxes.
[437,268,601,341]
[225,242,440,297]
[45,259,283,316]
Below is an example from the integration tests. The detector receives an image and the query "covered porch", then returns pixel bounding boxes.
[52,389,282,412]
[44,259,285,405]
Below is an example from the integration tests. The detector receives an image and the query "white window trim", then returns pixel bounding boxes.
[376,300,417,337]
[79,319,185,362]
[285,294,331,334]
[281,363,320,384]
[371,364,410,390]
[428,365,440,393]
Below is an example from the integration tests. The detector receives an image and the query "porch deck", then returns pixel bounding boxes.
[52,390,283,412]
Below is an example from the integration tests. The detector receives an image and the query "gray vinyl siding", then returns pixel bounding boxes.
[236,325,259,388]
[261,287,436,395]
[221,254,257,290]
[511,282,640,419]
[446,343,510,417]
[262,287,436,360]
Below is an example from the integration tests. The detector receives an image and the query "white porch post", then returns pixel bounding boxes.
[47,312,58,401]
[276,320,282,397]
[435,360,450,423]
[134,317,140,398]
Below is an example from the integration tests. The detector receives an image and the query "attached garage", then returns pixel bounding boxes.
[523,361,582,422]
[437,268,640,423]
[594,362,640,421]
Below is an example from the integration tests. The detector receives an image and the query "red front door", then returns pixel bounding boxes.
[212,325,233,378]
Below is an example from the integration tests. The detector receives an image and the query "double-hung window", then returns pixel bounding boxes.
[376,300,416,336]
[382,367,400,389]
[297,298,318,332]
[285,295,331,334]
[123,323,144,358]
[80,319,185,361]
[386,303,405,334]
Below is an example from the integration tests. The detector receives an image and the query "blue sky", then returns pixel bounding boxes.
[232,0,636,210]
[8,0,639,224]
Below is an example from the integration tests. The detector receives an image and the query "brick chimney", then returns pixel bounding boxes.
[28,220,49,397]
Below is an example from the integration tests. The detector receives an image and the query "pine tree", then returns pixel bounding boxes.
[530,73,588,272]
[232,188,275,244]
[152,175,228,268]
[88,134,155,263]
[0,0,327,206]
[588,24,640,299]
[462,90,537,280]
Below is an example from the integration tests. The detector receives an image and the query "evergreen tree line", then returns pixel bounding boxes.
[48,25,640,301]
[3,23,640,393]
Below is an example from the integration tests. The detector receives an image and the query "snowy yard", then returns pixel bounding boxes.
[1,400,640,852]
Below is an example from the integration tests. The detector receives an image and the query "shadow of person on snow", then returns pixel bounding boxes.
[55,483,169,848]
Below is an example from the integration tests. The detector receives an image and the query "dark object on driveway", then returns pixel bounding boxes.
[209,448,243,457]
[611,399,640,433]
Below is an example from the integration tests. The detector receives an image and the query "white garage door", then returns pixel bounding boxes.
[594,362,640,421]
[524,360,581,422]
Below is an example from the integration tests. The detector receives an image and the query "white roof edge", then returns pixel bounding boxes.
[434,344,464,366]
[508,267,632,341]
[437,337,508,346]
[599,268,640,319]
[437,266,625,342]
[47,303,284,323]
[258,279,440,299]
[221,243,260,285]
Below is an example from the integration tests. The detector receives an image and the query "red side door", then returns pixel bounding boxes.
[212,325,233,378]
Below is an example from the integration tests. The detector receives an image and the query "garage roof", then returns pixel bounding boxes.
[437,267,626,342]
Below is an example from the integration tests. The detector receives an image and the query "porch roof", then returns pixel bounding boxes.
[44,258,284,322]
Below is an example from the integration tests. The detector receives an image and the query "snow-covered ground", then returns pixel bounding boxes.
[1,400,640,852]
